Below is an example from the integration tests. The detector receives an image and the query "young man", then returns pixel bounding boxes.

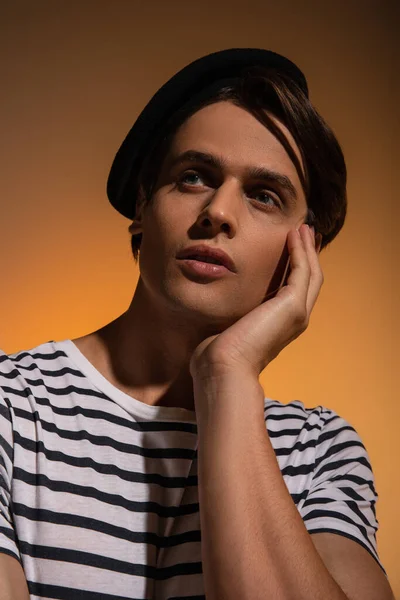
[0,49,394,599]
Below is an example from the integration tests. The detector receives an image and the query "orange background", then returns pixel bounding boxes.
[1,0,398,593]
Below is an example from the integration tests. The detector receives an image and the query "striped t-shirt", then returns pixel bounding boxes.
[0,339,387,599]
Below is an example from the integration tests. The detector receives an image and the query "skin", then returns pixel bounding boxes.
[73,100,321,412]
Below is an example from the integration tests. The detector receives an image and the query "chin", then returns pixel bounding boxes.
[166,287,249,325]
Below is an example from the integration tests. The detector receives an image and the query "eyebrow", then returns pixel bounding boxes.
[168,149,299,203]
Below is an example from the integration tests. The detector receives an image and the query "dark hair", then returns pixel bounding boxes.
[130,66,347,262]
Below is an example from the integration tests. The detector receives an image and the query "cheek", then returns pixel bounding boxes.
[245,255,280,292]
[242,237,289,300]
[244,233,286,277]
[138,203,184,278]
[149,194,185,239]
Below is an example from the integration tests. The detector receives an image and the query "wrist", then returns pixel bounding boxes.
[191,356,260,383]
[192,368,265,428]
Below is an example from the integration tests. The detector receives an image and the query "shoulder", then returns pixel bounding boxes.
[264,397,349,437]
[264,398,359,439]
[263,397,370,486]
[0,340,69,405]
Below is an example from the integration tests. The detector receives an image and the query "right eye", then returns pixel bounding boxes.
[178,170,207,187]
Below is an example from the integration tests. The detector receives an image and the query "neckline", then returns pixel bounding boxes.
[55,339,198,423]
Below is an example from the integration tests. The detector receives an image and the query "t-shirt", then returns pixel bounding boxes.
[0,339,387,599]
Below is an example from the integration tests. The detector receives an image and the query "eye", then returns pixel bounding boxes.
[251,190,282,209]
[177,170,207,187]
[177,171,283,210]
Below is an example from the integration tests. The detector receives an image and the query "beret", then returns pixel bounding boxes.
[107,48,309,220]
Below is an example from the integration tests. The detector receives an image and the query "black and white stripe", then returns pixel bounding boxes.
[0,340,387,599]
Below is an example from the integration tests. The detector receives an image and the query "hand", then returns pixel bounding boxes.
[189,224,324,380]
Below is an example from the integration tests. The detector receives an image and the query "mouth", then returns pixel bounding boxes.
[176,244,237,273]
[177,258,233,279]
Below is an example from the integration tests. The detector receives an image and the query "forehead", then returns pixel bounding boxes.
[167,100,305,181]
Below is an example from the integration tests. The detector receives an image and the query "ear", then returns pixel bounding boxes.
[128,219,143,235]
[128,196,146,235]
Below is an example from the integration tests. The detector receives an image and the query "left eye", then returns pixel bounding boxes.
[252,191,281,207]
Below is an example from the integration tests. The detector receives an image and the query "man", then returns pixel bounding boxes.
[0,48,394,599]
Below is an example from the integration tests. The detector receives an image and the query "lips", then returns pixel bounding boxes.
[176,244,237,273]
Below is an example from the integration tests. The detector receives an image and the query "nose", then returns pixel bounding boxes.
[195,179,241,237]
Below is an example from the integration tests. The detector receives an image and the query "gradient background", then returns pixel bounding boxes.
[1,0,398,593]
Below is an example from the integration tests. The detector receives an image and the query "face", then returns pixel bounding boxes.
[130,100,308,331]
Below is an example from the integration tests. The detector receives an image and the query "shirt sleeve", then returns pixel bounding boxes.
[0,392,22,563]
[299,408,387,578]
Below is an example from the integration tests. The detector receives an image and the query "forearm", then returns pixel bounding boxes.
[0,554,30,600]
[193,372,349,600]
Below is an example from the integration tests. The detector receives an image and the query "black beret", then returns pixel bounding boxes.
[107,48,309,220]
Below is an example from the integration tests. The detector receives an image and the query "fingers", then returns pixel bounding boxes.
[286,225,311,300]
[299,224,324,316]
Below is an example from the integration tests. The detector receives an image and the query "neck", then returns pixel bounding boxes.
[74,277,224,412]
